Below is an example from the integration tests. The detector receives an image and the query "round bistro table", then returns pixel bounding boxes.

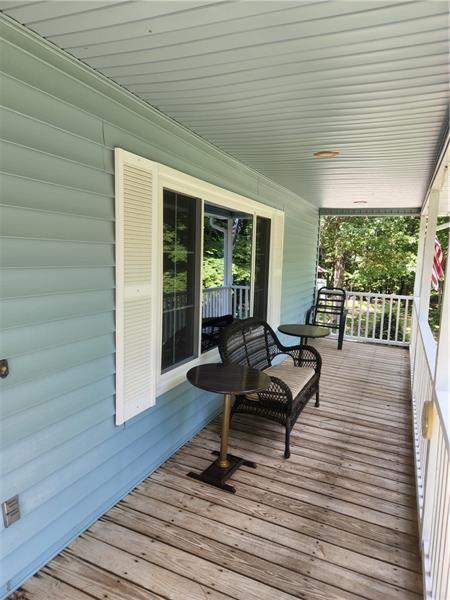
[186,363,270,493]
[278,323,330,348]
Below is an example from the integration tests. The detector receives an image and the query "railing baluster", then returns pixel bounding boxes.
[357,294,363,339]
[350,294,355,336]
[238,287,241,319]
[365,294,370,338]
[387,295,394,342]
[372,297,378,339]
[395,297,401,342]
[403,298,409,343]
[380,296,386,341]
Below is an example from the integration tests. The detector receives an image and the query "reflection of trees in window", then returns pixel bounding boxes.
[253,217,271,320]
[233,220,253,286]
[162,189,200,372]
[202,218,253,288]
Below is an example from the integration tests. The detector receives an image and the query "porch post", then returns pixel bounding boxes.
[417,190,439,321]
[225,218,234,314]
[413,214,427,298]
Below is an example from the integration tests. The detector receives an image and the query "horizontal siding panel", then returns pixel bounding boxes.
[1,106,110,170]
[1,377,115,449]
[0,73,104,143]
[3,376,210,487]
[0,173,114,219]
[1,404,219,595]
[1,238,114,268]
[0,267,114,299]
[0,140,113,195]
[0,290,114,330]
[1,399,114,515]
[0,312,114,358]
[2,334,114,389]
[1,356,115,419]
[2,380,208,491]
[103,123,258,200]
[0,205,114,243]
[1,392,220,551]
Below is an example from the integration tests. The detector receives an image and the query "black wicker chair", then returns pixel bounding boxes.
[306,286,347,350]
[218,317,322,458]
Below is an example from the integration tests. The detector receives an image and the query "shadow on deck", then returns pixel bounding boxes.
[21,339,421,600]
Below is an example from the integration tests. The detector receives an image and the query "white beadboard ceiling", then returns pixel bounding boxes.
[1,0,449,209]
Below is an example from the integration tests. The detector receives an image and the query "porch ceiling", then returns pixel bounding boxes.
[2,1,448,210]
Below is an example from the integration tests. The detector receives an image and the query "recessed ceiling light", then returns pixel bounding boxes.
[313,150,340,158]
[353,201,368,204]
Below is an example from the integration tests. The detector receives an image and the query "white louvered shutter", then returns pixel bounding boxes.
[115,149,158,425]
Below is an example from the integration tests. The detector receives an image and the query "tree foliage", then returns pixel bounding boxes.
[319,216,420,294]
[202,218,253,287]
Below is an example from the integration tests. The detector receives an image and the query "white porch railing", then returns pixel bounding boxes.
[202,285,251,319]
[410,302,449,600]
[343,292,413,346]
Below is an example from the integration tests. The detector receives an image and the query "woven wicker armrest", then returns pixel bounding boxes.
[298,344,322,372]
[274,343,321,372]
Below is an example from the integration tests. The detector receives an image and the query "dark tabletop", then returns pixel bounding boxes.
[187,363,270,395]
[278,323,330,339]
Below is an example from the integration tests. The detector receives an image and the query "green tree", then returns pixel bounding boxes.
[202,218,253,287]
[319,216,420,294]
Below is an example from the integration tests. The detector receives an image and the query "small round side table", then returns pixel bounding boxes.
[186,363,270,493]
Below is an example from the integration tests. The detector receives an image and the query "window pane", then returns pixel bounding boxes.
[253,216,271,320]
[162,189,200,372]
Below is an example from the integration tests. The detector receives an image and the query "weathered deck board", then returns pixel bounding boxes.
[19,339,421,599]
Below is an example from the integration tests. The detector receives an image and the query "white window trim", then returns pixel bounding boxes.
[154,163,284,398]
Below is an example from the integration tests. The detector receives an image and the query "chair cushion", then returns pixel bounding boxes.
[246,359,315,401]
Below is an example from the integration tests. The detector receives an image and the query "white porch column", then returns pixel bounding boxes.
[417,190,439,321]
[224,218,233,288]
[225,218,234,314]
[413,214,427,298]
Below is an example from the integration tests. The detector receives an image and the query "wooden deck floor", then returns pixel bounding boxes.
[21,339,421,600]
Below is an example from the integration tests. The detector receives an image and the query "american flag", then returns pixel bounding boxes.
[431,239,445,291]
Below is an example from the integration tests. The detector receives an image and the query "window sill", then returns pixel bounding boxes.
[157,347,221,397]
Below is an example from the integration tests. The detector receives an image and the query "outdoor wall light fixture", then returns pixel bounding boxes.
[313,150,340,158]
[353,201,368,204]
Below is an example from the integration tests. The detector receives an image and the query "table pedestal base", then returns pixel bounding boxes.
[187,451,256,494]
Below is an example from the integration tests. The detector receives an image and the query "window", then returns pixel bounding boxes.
[201,204,253,352]
[253,216,271,320]
[115,149,284,421]
[162,189,201,372]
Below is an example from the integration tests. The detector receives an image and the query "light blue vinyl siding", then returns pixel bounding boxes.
[0,17,318,597]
